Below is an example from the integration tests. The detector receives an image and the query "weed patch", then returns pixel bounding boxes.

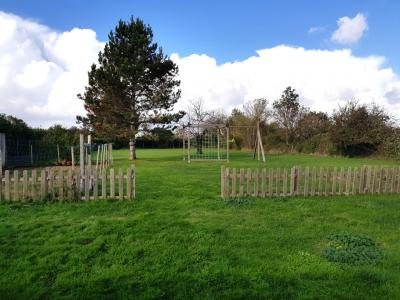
[321,232,382,266]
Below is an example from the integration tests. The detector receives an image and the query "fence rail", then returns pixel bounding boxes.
[221,165,400,198]
[0,166,135,202]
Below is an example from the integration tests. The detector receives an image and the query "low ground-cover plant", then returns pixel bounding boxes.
[321,232,382,266]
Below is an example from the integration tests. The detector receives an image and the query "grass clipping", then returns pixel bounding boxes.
[321,233,382,266]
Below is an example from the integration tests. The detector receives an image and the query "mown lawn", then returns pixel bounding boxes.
[1,149,400,299]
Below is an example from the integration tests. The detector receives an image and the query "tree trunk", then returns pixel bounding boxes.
[129,139,136,160]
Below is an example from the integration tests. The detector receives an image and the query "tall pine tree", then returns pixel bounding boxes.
[77,17,183,159]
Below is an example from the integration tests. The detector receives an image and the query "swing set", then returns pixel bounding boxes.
[182,122,265,163]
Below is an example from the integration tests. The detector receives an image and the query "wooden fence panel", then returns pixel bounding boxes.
[0,166,135,202]
[220,165,400,199]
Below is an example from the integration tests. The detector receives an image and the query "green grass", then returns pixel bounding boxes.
[1,149,400,299]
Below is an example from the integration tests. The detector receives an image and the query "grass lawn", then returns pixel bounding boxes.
[1,149,400,299]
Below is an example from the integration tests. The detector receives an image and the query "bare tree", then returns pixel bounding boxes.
[187,99,208,125]
[186,99,228,154]
[243,97,270,124]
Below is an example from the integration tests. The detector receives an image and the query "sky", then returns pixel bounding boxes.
[0,0,400,127]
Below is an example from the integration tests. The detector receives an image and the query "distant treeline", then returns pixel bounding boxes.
[2,85,400,159]
[0,114,181,150]
[188,87,400,159]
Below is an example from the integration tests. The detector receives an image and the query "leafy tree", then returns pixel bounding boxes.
[77,16,183,160]
[40,125,81,147]
[330,100,392,156]
[273,87,307,145]
[296,111,330,141]
[0,114,32,139]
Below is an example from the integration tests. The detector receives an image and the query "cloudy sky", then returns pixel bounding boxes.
[0,0,400,127]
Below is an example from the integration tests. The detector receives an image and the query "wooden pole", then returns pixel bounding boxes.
[79,134,84,190]
[257,122,266,162]
[71,146,75,167]
[187,130,191,163]
[57,144,60,164]
[110,143,114,166]
[0,148,2,176]
[226,126,229,162]
[217,129,220,160]
[96,145,100,171]
[182,128,186,160]
[30,144,33,166]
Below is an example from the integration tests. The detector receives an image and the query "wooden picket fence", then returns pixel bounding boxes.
[0,166,135,202]
[221,165,400,198]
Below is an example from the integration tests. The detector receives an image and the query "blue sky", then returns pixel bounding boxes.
[0,0,399,70]
[1,0,400,127]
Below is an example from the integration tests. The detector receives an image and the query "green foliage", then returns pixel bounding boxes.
[223,197,253,207]
[330,100,392,156]
[77,16,184,147]
[273,86,308,145]
[321,233,382,266]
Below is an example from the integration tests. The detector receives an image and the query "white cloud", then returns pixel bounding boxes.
[0,11,104,127]
[308,26,324,34]
[1,11,400,128]
[331,13,368,45]
[172,46,400,117]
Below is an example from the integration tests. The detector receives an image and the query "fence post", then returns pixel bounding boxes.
[304,167,309,197]
[101,169,107,199]
[40,170,46,200]
[239,168,244,197]
[318,167,324,196]
[93,169,98,200]
[84,166,90,201]
[311,167,316,196]
[13,170,19,202]
[22,170,28,202]
[290,167,295,196]
[283,168,288,197]
[0,167,2,202]
[296,167,301,196]
[246,168,251,196]
[276,168,281,197]
[269,168,273,197]
[127,167,132,200]
[224,168,230,197]
[231,168,237,197]
[5,170,10,201]
[254,169,259,197]
[325,168,330,196]
[118,168,123,200]
[110,168,115,198]
[332,167,337,196]
[59,170,64,202]
[31,169,36,200]
[79,134,84,191]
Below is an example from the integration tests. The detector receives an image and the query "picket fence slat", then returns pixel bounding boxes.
[221,165,400,198]
[0,166,135,202]
[283,168,288,196]
[261,168,266,197]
